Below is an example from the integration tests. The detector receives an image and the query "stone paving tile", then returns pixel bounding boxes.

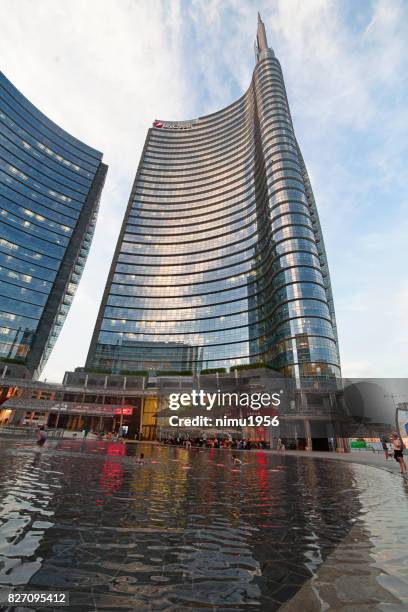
[280,524,402,611]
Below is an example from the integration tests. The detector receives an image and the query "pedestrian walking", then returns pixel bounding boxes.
[382,439,389,460]
[36,425,47,447]
[277,438,285,453]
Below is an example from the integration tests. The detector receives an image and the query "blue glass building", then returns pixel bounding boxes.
[86,16,340,380]
[0,72,107,378]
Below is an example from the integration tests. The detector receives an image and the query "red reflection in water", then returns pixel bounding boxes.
[106,442,126,456]
[56,440,113,454]
[99,461,124,497]
[254,452,270,507]
[98,444,125,500]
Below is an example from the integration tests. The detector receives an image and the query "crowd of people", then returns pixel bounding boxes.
[160,435,269,450]
[34,425,407,475]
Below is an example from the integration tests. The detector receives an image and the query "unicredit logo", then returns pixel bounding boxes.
[153,120,193,130]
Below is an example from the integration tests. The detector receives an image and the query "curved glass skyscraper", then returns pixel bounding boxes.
[87,16,340,379]
[0,72,107,378]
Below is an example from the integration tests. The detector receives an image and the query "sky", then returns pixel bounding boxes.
[1,0,407,382]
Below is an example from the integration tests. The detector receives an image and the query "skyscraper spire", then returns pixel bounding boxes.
[255,12,274,62]
[257,12,268,51]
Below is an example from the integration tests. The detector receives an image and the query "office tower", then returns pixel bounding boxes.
[86,15,340,379]
[0,72,107,378]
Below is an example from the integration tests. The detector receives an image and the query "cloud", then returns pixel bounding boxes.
[0,0,407,380]
[0,0,188,380]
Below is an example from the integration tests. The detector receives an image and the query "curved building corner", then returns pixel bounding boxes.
[0,72,107,379]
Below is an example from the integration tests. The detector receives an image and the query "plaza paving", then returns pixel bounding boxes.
[0,439,407,610]
[266,447,408,478]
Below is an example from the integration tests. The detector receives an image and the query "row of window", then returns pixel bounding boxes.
[128,204,311,240]
[1,75,101,159]
[0,264,52,292]
[141,142,299,177]
[145,112,294,166]
[0,78,101,170]
[123,218,314,251]
[139,157,299,193]
[96,326,335,350]
[0,220,65,259]
[0,135,91,195]
[1,209,71,248]
[102,298,331,328]
[146,104,294,168]
[147,101,292,159]
[93,335,339,367]
[0,114,93,186]
[0,166,84,213]
[134,173,303,205]
[0,179,80,223]
[107,281,328,311]
[100,313,334,339]
[132,184,308,218]
[120,230,318,261]
[115,251,321,286]
[110,264,324,299]
[135,159,300,212]
[116,239,320,273]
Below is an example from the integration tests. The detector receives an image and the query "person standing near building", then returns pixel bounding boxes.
[391,434,407,474]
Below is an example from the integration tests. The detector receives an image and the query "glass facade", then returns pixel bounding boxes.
[0,72,107,378]
[86,16,340,379]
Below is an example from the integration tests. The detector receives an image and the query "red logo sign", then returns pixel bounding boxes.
[153,120,163,128]
[114,407,133,416]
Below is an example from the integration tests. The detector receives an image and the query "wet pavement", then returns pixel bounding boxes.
[0,440,407,611]
[266,447,408,477]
